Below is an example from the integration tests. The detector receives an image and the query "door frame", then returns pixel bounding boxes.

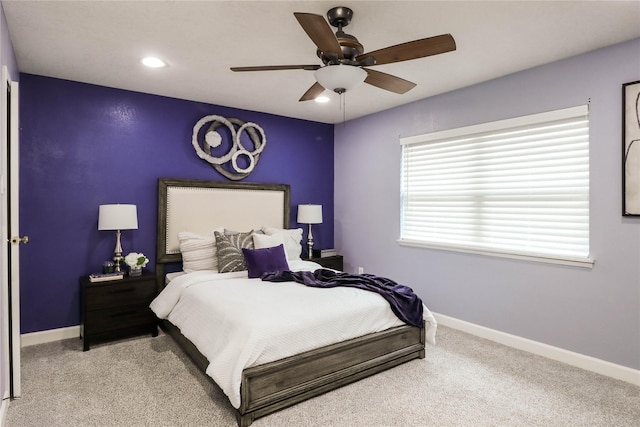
[1,65,20,399]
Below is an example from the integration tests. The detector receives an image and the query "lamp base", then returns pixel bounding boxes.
[307,242,314,260]
[113,254,124,272]
[113,229,124,272]
[307,223,314,260]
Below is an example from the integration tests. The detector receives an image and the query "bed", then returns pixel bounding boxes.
[151,178,435,427]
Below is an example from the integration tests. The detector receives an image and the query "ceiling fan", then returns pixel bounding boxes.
[230,6,456,102]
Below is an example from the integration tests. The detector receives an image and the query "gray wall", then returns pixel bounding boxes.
[334,38,640,369]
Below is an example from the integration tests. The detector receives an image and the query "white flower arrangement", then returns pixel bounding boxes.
[124,252,149,269]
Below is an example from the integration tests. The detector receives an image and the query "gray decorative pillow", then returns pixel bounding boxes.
[225,228,264,236]
[215,230,255,273]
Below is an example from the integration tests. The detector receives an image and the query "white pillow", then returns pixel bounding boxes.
[261,227,303,261]
[253,232,287,257]
[178,227,223,273]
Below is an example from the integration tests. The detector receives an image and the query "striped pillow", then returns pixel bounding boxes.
[215,230,256,273]
[178,228,223,273]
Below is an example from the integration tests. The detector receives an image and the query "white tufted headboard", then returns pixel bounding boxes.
[155,178,290,284]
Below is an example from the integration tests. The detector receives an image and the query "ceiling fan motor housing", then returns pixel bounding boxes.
[317,34,364,65]
[321,6,365,65]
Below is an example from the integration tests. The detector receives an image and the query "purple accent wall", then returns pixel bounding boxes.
[19,74,334,333]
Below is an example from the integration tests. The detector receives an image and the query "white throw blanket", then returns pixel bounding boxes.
[150,260,437,408]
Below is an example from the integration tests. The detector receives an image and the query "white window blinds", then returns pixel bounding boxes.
[400,105,592,267]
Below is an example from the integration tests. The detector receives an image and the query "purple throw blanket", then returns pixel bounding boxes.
[261,269,424,328]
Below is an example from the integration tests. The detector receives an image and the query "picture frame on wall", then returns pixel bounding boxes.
[623,80,640,216]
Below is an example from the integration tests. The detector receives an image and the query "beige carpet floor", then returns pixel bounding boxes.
[5,325,640,427]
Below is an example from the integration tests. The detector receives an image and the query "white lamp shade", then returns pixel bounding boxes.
[297,204,323,224]
[98,204,138,230]
[314,65,367,93]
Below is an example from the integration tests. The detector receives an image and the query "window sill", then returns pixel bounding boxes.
[397,238,594,269]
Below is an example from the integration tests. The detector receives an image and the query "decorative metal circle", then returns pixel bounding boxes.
[192,115,267,180]
[205,129,223,148]
[192,115,236,165]
[235,122,267,156]
[231,150,255,174]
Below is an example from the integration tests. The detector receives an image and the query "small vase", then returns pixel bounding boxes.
[129,266,142,277]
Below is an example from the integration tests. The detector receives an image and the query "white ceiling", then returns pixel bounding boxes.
[2,1,639,124]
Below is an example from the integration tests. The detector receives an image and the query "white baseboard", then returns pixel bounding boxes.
[20,326,80,348]
[18,318,640,386]
[433,312,640,387]
[0,398,8,427]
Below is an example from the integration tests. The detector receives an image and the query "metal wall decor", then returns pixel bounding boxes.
[192,115,266,181]
[623,80,640,215]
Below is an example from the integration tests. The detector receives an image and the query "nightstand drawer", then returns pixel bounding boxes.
[311,255,343,270]
[84,306,155,334]
[84,280,155,310]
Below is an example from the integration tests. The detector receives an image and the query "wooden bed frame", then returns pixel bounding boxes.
[154,178,426,427]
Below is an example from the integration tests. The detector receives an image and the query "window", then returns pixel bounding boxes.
[399,105,592,267]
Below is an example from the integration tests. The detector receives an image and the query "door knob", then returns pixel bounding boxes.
[10,236,29,244]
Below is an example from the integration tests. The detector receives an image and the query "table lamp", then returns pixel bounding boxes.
[297,204,322,259]
[98,204,138,272]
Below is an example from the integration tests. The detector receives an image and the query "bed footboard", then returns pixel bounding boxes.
[237,322,425,427]
[162,318,424,427]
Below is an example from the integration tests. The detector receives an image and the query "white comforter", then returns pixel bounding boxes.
[150,260,437,409]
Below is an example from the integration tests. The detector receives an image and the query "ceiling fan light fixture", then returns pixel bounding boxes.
[314,65,367,94]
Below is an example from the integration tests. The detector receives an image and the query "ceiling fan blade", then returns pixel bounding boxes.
[294,12,343,59]
[299,82,325,102]
[231,65,320,72]
[364,69,416,94]
[357,34,456,66]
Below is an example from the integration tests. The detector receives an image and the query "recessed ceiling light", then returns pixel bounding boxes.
[315,95,330,103]
[141,56,167,68]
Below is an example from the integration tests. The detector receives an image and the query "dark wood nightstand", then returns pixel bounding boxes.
[80,270,158,351]
[309,255,343,270]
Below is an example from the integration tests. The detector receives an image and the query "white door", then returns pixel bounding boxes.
[1,65,21,398]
